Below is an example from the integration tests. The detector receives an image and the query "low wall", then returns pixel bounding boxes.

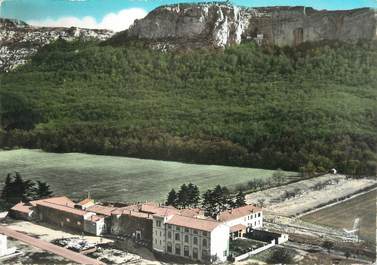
[234,241,275,262]
[246,229,289,244]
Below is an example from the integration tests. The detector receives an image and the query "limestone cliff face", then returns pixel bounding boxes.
[0,18,113,72]
[124,4,377,49]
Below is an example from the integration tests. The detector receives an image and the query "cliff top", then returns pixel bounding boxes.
[151,3,375,15]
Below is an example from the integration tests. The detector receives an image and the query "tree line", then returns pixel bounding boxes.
[166,183,246,218]
[1,40,377,176]
[0,172,53,209]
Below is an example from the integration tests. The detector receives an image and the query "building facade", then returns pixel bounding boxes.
[217,205,263,239]
[152,214,229,263]
[10,197,264,263]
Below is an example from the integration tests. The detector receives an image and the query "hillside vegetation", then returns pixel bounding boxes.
[1,40,377,175]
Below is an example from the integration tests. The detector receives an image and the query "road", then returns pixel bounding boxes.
[284,241,371,264]
[0,225,105,265]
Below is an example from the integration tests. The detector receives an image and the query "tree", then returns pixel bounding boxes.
[202,189,217,218]
[322,240,334,253]
[1,174,12,201]
[187,183,200,208]
[34,181,53,199]
[234,190,246,207]
[267,248,294,264]
[0,173,53,208]
[1,172,35,205]
[201,185,233,218]
[177,184,189,208]
[166,188,178,207]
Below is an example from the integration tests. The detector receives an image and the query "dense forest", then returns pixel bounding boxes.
[1,40,376,175]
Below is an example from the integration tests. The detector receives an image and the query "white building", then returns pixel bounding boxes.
[0,235,16,257]
[217,205,263,239]
[153,213,229,263]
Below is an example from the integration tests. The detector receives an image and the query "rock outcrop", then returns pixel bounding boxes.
[0,18,113,72]
[122,4,377,50]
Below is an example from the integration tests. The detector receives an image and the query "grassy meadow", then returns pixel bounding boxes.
[0,149,296,203]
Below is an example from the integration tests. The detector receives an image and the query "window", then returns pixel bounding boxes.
[160,240,161,245]
[160,231,162,236]
[184,246,189,257]
[193,237,198,245]
[184,235,189,243]
[202,238,207,247]
[168,231,172,239]
[203,231,208,236]
[176,226,181,231]
[156,220,161,227]
[193,230,198,234]
[193,248,198,259]
[175,244,181,255]
[155,239,157,244]
[250,214,253,219]
[175,233,180,241]
[223,250,227,257]
[167,242,172,253]
[168,224,172,229]
[258,212,261,217]
[202,249,208,259]
[185,228,189,233]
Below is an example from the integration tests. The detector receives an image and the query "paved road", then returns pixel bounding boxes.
[0,226,105,265]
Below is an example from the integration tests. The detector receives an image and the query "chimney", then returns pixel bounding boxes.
[216,214,220,221]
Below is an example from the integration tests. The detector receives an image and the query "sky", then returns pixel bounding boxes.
[1,0,377,32]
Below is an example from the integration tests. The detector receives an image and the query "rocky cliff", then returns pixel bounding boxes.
[0,18,113,72]
[120,4,377,50]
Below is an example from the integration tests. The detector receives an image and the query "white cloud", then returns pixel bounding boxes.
[27,8,147,32]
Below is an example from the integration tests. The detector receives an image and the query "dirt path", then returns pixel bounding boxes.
[0,225,105,265]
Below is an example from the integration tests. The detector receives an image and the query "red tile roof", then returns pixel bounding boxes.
[140,203,179,217]
[87,205,117,216]
[37,201,87,216]
[218,205,262,222]
[230,224,246,233]
[10,202,33,214]
[31,196,75,208]
[166,215,221,232]
[79,198,94,206]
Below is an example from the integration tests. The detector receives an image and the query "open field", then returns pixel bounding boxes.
[301,190,376,247]
[0,149,296,203]
[246,174,377,217]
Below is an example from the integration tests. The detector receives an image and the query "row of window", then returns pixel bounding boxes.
[245,212,262,221]
[154,230,209,247]
[167,242,208,259]
[155,220,208,236]
[167,232,208,246]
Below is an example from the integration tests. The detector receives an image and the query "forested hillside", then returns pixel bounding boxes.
[1,40,376,175]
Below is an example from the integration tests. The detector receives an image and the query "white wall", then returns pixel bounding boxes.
[210,224,229,262]
[223,211,263,231]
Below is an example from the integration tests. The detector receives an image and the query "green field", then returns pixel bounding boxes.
[0,149,296,203]
[301,190,376,249]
